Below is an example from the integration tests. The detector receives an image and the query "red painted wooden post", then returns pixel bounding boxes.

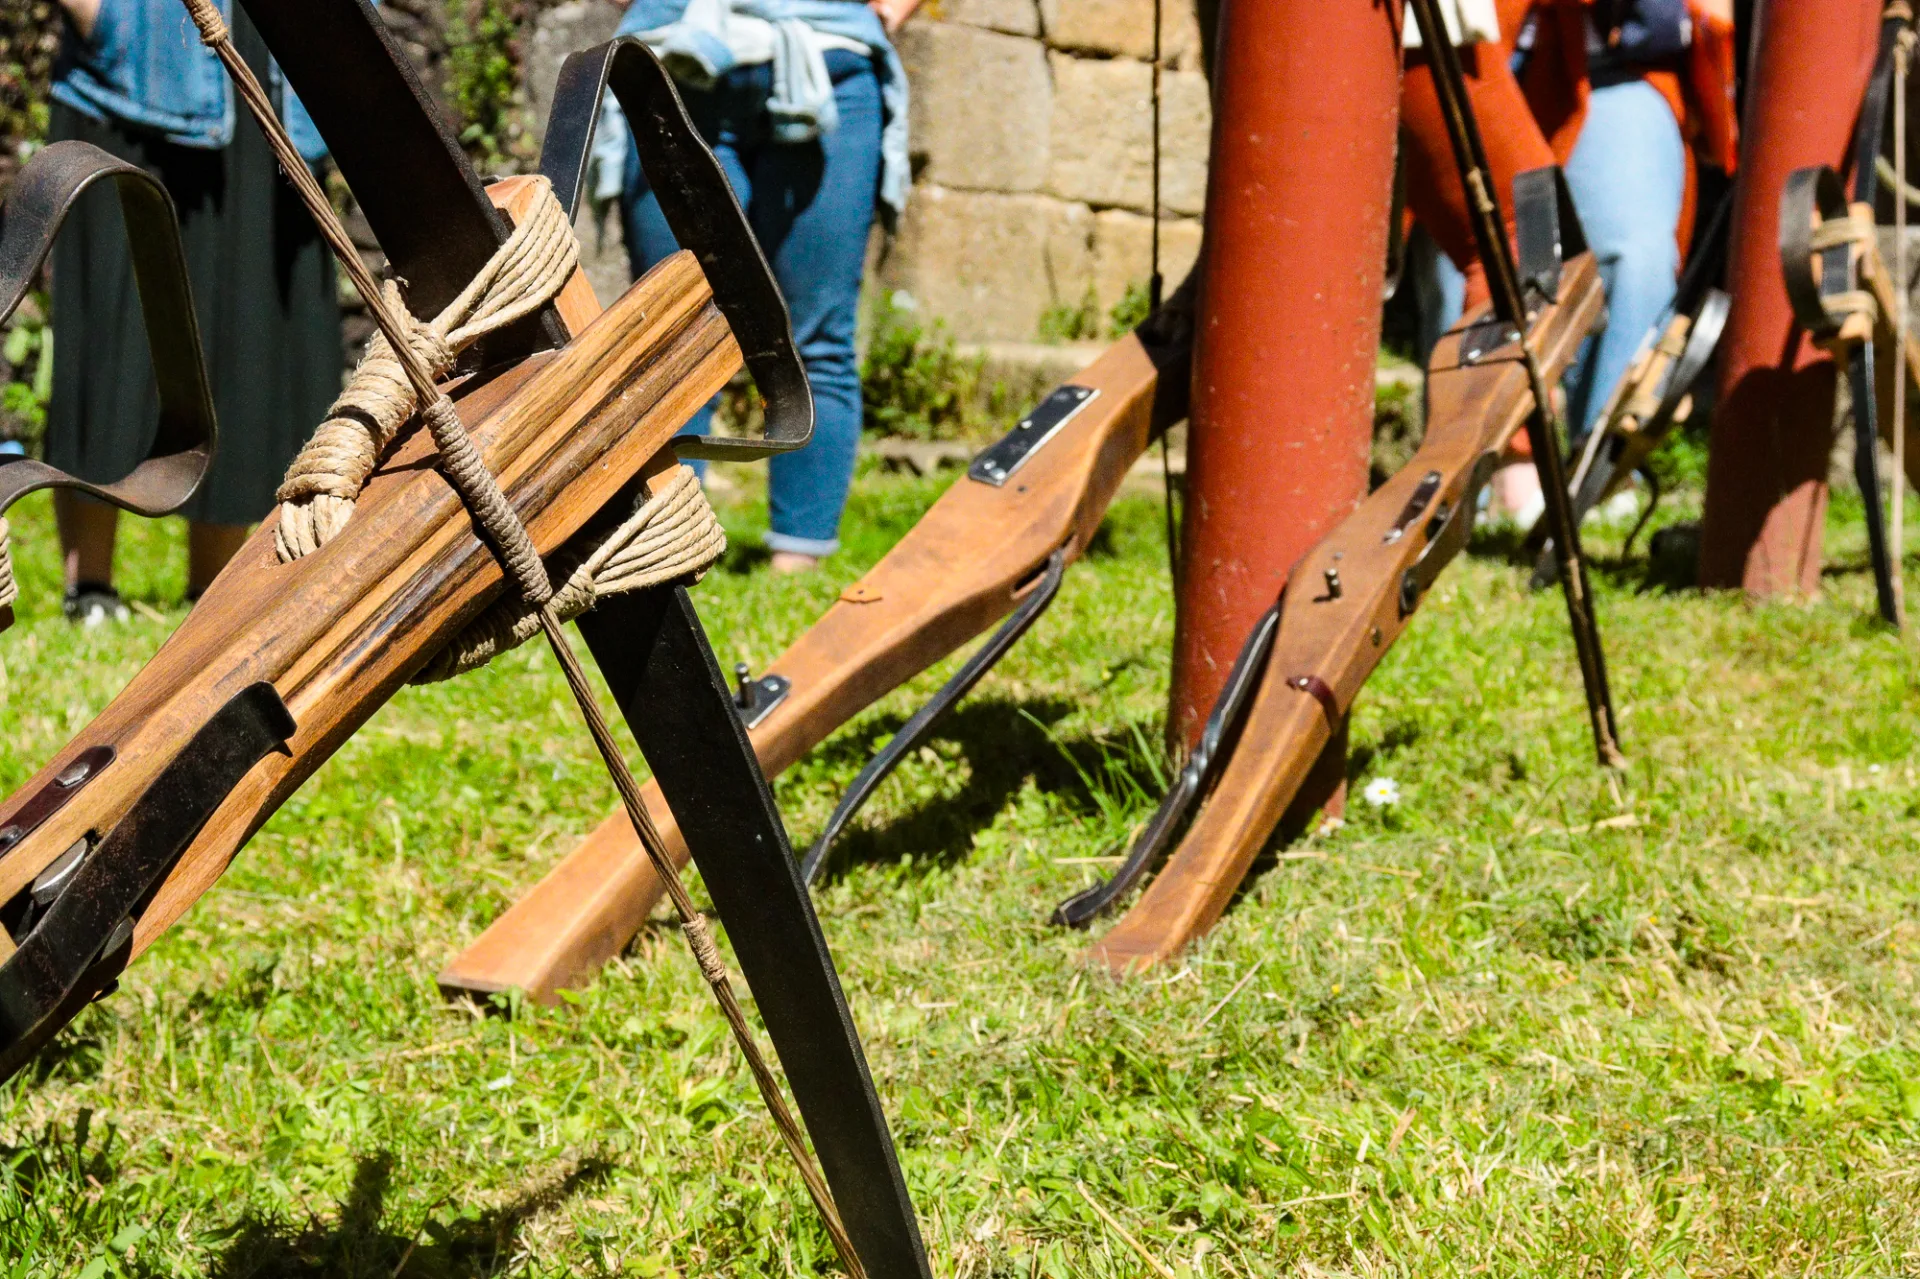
[1168,0,1401,748]
[1699,0,1883,598]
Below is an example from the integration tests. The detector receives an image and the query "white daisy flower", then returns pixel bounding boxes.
[1362,777,1400,808]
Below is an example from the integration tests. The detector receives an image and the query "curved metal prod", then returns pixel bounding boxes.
[1051,600,1280,927]
[800,546,1070,886]
[541,37,814,461]
[0,141,218,628]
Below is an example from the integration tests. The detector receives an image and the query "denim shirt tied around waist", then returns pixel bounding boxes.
[52,0,330,163]
[616,0,910,221]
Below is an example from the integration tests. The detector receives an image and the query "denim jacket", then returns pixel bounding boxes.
[617,0,910,220]
[52,0,329,163]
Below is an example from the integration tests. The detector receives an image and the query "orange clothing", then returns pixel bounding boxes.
[1402,43,1557,315]
[1512,0,1741,254]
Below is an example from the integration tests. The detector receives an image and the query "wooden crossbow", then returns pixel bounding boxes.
[1779,0,1918,628]
[1529,205,1731,587]
[0,4,930,1274]
[450,177,1607,989]
[1082,194,1604,970]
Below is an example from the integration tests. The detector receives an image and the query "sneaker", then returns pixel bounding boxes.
[63,582,129,627]
[1596,486,1641,526]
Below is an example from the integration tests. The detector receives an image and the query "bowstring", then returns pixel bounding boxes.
[1895,11,1911,623]
[1152,0,1180,586]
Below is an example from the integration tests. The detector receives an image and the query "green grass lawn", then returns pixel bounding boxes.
[1,463,1919,1278]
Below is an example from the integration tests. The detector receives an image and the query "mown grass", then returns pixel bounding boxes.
[1,462,1918,1277]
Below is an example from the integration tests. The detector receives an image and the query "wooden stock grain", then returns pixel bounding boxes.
[1091,254,1605,974]
[0,186,733,961]
[441,332,1174,1001]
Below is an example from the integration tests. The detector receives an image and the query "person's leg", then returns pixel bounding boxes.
[54,492,117,591]
[1401,43,1557,312]
[620,72,762,446]
[748,51,883,568]
[45,104,156,619]
[187,521,250,597]
[1561,79,1687,435]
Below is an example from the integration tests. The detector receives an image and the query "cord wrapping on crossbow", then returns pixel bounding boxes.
[413,462,725,683]
[0,520,14,614]
[260,170,730,681]
[272,178,580,561]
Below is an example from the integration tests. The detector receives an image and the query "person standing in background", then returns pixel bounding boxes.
[611,0,917,573]
[48,0,340,622]
[1515,0,1739,437]
[1404,0,1738,526]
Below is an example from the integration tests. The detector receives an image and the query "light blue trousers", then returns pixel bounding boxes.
[1560,78,1687,435]
[623,49,882,557]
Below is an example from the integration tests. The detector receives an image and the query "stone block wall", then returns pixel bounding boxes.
[526,0,1211,344]
[885,0,1210,341]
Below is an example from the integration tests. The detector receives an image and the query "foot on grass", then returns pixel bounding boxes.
[769,550,821,575]
[63,582,129,627]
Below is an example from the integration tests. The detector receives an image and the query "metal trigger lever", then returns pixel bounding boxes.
[802,546,1071,887]
[1052,600,1279,927]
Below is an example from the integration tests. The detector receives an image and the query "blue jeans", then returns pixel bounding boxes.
[1561,78,1686,435]
[623,48,880,557]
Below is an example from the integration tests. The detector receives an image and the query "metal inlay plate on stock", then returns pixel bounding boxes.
[968,385,1101,487]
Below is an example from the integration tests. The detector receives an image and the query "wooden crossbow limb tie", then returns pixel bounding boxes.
[0,2,928,1274]
[1782,3,1920,630]
[441,275,1196,1003]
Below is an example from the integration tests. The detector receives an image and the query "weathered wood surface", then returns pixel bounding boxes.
[1088,254,1604,975]
[441,330,1182,1001]
[0,181,733,963]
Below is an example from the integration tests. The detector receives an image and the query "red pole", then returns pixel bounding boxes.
[1168,0,1401,747]
[1699,0,1882,598]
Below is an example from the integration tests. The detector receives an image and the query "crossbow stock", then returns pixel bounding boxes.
[443,274,1196,1001]
[1085,221,1605,971]
[447,2,1631,994]
[0,4,930,1274]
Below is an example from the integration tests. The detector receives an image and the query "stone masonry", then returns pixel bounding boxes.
[885,0,1208,341]
[526,0,1210,344]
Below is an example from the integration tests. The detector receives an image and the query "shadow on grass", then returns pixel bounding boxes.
[1470,514,1718,595]
[806,695,1166,884]
[203,1152,609,1279]
[0,1106,118,1195]
[715,540,772,576]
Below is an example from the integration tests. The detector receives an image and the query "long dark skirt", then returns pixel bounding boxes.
[47,17,338,527]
